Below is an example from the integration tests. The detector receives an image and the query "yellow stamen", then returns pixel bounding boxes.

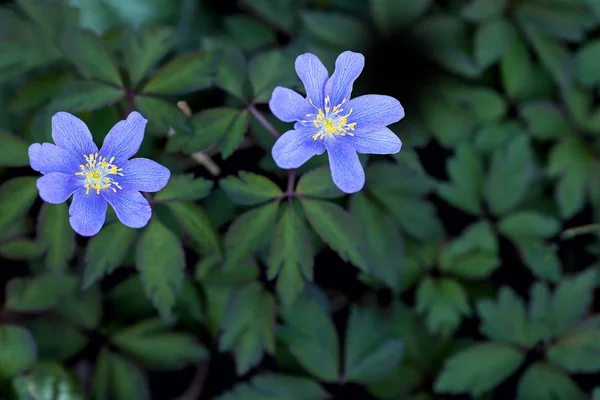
[76,153,125,194]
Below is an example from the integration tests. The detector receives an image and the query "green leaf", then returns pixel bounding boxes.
[485,135,534,216]
[517,362,585,400]
[498,211,560,240]
[301,12,369,49]
[500,37,534,100]
[519,101,570,140]
[434,342,524,396]
[5,274,78,312]
[0,177,38,232]
[476,287,530,346]
[0,239,41,261]
[248,50,291,103]
[57,285,102,329]
[49,80,125,112]
[416,277,470,336]
[214,45,248,100]
[550,268,597,335]
[154,174,213,202]
[547,328,600,372]
[420,97,476,146]
[474,121,523,155]
[467,88,508,123]
[136,217,185,318]
[218,373,328,400]
[518,241,561,282]
[25,318,87,361]
[461,0,507,22]
[279,290,340,382]
[219,282,276,375]
[239,0,297,32]
[296,166,344,199]
[301,198,366,269]
[37,203,75,271]
[223,201,280,268]
[62,28,123,86]
[343,306,404,383]
[437,144,484,214]
[135,96,190,136]
[167,202,221,256]
[83,223,135,288]
[110,351,151,400]
[0,325,37,379]
[0,130,29,166]
[268,202,314,306]
[92,348,111,400]
[187,108,249,159]
[475,18,516,68]
[224,15,276,52]
[11,362,84,399]
[123,27,173,87]
[349,193,404,290]
[370,0,432,34]
[220,171,283,206]
[113,319,208,370]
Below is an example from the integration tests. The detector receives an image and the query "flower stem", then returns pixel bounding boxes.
[124,91,135,118]
[286,169,296,198]
[248,104,280,139]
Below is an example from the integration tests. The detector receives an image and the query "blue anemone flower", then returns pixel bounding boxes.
[28,111,170,236]
[269,50,405,193]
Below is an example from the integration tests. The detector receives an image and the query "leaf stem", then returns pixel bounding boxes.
[248,103,280,138]
[124,91,135,118]
[286,169,296,199]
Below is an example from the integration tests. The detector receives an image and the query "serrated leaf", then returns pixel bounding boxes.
[240,0,297,32]
[517,241,561,282]
[416,277,470,336]
[83,223,135,288]
[343,306,403,383]
[0,177,38,232]
[301,12,369,49]
[49,80,125,112]
[0,325,37,379]
[0,239,41,261]
[167,202,221,256]
[279,290,339,382]
[224,15,276,52]
[475,18,516,68]
[485,135,534,216]
[26,318,87,361]
[37,203,75,271]
[110,351,151,400]
[517,362,585,400]
[142,50,219,95]
[136,217,185,318]
[123,27,173,87]
[461,0,507,21]
[56,285,102,330]
[92,348,111,400]
[0,130,29,166]
[11,361,84,399]
[499,211,560,240]
[134,96,190,136]
[154,174,213,202]
[218,373,328,400]
[550,268,597,335]
[248,50,291,103]
[62,28,123,86]
[519,101,570,140]
[420,97,476,146]
[215,45,248,100]
[187,108,248,159]
[434,342,524,396]
[6,274,78,312]
[219,282,276,375]
[301,198,366,269]
[220,171,283,206]
[349,193,403,290]
[296,166,344,199]
[547,328,600,372]
[113,319,208,370]
[500,37,534,100]
[268,202,313,306]
[370,0,432,34]
[223,201,280,268]
[476,287,529,346]
[437,144,484,214]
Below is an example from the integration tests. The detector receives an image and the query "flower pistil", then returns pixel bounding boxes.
[75,152,124,195]
[303,96,356,140]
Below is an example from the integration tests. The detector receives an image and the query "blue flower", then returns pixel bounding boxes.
[29,111,170,236]
[269,51,404,193]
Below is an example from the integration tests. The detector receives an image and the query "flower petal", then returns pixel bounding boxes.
[119,158,171,192]
[52,112,98,157]
[325,139,365,193]
[269,87,313,123]
[347,95,405,131]
[324,51,365,107]
[98,111,147,164]
[29,143,81,175]
[272,126,326,169]
[295,53,329,106]
[351,127,402,155]
[102,189,152,229]
[69,189,108,236]
[36,173,81,204]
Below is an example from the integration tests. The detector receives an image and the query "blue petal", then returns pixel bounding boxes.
[102,189,151,229]
[325,139,364,193]
[350,127,402,155]
[52,112,98,158]
[36,173,81,204]
[69,189,107,236]
[119,158,171,192]
[29,143,81,175]
[347,95,405,132]
[272,126,326,169]
[324,51,365,107]
[295,53,329,106]
[98,111,147,164]
[269,87,313,123]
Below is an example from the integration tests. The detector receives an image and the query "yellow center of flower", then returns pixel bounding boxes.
[75,153,124,195]
[302,95,357,140]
